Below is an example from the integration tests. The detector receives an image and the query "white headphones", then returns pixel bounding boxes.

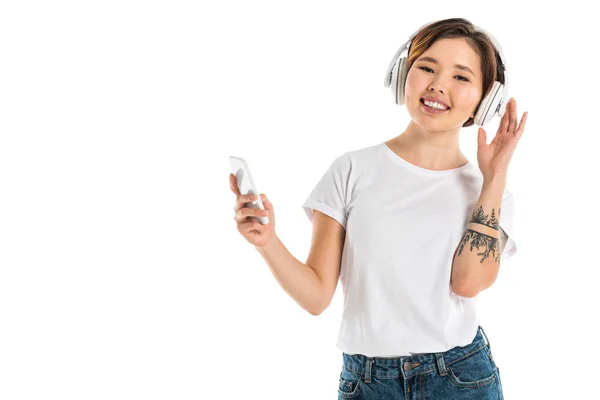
[383,20,509,127]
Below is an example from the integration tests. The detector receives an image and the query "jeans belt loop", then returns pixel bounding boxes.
[479,325,491,349]
[364,357,373,383]
[434,353,447,376]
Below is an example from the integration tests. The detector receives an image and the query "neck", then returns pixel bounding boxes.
[388,120,468,170]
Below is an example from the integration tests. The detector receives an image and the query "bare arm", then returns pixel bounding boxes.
[255,210,345,315]
[450,176,509,297]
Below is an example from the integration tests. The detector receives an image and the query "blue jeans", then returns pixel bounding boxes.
[338,325,503,399]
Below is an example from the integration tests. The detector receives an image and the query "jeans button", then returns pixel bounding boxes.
[403,362,412,371]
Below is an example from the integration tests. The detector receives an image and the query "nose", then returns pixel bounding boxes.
[428,77,447,95]
[428,85,445,95]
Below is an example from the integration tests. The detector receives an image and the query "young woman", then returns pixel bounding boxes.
[229,17,527,399]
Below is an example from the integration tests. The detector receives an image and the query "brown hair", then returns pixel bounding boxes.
[406,18,505,127]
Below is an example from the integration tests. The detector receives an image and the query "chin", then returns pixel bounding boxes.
[414,116,461,131]
[413,107,468,127]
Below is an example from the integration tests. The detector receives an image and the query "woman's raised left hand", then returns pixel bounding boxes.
[477,97,528,181]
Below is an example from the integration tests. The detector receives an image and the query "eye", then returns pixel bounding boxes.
[418,66,470,82]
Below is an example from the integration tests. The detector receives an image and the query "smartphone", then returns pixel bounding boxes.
[228,156,269,225]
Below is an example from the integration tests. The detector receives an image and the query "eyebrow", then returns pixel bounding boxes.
[416,56,476,76]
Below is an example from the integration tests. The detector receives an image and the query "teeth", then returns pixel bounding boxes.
[423,99,448,110]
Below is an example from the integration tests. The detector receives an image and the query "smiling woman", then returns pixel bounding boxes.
[241,16,520,400]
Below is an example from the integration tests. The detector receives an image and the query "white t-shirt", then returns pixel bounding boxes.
[302,142,517,357]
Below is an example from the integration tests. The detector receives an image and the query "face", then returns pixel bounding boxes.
[404,37,483,130]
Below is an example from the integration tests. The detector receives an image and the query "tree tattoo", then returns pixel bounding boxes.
[457,205,509,264]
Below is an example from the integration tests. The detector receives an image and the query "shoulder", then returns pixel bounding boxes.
[340,142,386,169]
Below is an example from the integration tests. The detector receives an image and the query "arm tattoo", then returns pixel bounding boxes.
[457,205,509,264]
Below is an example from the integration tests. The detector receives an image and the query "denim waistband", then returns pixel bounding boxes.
[342,325,491,383]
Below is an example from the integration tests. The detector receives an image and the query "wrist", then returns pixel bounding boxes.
[483,173,507,188]
[255,232,279,253]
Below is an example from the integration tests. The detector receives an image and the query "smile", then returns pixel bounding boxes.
[420,99,450,114]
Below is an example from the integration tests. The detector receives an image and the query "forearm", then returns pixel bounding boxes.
[255,233,325,315]
[451,175,509,297]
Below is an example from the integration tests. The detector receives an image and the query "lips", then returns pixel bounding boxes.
[420,96,450,109]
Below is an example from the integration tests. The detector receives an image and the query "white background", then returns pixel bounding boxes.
[1,1,597,399]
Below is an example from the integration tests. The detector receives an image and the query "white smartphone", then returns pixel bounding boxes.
[229,156,269,225]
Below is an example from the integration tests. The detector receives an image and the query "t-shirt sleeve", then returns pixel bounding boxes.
[500,191,517,260]
[302,152,352,229]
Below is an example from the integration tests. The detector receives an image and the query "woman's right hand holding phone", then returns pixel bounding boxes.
[229,173,276,248]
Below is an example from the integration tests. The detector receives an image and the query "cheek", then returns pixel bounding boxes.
[454,87,481,109]
[404,70,424,103]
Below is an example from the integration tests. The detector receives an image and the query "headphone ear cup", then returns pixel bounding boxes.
[396,58,408,105]
[390,59,400,104]
[474,81,503,127]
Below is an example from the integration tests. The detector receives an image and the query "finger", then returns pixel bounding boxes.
[515,111,528,139]
[477,127,486,148]
[233,208,248,223]
[260,194,273,210]
[499,99,512,133]
[508,99,518,134]
[234,206,268,222]
[236,193,258,206]
[250,208,269,218]
[229,173,241,196]
[229,173,235,193]
[233,193,257,214]
[233,202,243,214]
[233,193,251,214]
